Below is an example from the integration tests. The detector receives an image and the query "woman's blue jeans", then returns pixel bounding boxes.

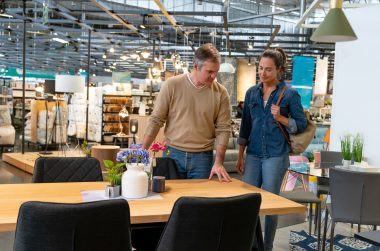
[164,146,213,179]
[242,154,289,251]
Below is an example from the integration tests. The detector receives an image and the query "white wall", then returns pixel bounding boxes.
[330,5,380,165]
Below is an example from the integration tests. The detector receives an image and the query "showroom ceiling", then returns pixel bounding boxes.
[0,0,377,78]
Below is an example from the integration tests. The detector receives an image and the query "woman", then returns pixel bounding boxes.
[236,48,307,251]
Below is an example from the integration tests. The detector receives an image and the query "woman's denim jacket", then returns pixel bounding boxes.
[238,81,307,158]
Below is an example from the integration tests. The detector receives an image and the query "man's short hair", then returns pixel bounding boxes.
[193,43,221,68]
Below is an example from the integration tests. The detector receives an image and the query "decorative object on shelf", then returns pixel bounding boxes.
[117,144,149,199]
[310,0,357,43]
[117,105,129,136]
[80,140,91,157]
[340,134,352,167]
[103,160,124,198]
[129,119,138,144]
[353,133,364,166]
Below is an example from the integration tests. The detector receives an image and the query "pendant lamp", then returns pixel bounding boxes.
[311,0,357,43]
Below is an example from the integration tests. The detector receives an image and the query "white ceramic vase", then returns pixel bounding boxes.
[122,163,149,199]
[342,159,351,167]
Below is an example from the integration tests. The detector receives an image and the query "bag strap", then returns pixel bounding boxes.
[275,86,291,145]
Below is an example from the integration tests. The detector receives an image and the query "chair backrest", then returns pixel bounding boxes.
[330,167,380,225]
[156,193,262,251]
[32,157,103,183]
[14,199,132,251]
[320,150,342,168]
[153,157,180,179]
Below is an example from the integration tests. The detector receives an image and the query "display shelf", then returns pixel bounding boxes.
[101,94,132,145]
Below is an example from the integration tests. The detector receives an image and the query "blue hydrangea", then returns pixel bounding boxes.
[116,144,150,165]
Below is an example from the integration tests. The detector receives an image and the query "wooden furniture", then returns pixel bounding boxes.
[91,145,120,170]
[0,178,304,232]
[102,94,132,145]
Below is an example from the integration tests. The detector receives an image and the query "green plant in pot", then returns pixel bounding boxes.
[353,133,364,166]
[80,140,91,157]
[340,134,352,167]
[103,160,125,198]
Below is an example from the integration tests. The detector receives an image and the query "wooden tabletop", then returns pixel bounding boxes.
[0,178,304,232]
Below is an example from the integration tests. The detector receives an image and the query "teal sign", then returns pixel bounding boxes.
[0,68,56,79]
[291,56,315,109]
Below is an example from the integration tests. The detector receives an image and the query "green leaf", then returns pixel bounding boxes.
[103,160,114,168]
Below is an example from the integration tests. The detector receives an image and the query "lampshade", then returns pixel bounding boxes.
[55,75,85,93]
[219,62,235,73]
[311,3,357,43]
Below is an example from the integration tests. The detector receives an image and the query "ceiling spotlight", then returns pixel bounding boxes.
[102,54,107,59]
[52,37,69,44]
[120,55,128,60]
[0,53,4,57]
[140,15,147,29]
[110,47,115,53]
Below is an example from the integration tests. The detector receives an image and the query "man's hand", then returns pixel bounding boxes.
[209,163,232,182]
[235,157,245,175]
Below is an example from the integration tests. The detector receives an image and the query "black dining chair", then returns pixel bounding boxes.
[131,157,180,251]
[13,199,132,251]
[32,157,103,183]
[322,167,380,251]
[153,157,180,179]
[156,193,262,251]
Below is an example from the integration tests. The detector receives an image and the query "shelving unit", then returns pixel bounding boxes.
[10,80,37,129]
[101,94,132,145]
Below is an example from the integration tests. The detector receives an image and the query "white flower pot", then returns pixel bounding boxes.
[354,161,362,167]
[122,163,149,199]
[342,159,351,167]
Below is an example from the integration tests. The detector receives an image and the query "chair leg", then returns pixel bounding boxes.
[280,170,290,191]
[374,225,377,230]
[317,203,321,251]
[329,221,335,251]
[322,208,329,251]
[358,224,361,232]
[301,174,308,191]
[309,203,313,235]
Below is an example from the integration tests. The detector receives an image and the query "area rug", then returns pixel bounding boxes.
[290,230,379,251]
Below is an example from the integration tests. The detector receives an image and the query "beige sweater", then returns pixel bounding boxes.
[145,74,231,152]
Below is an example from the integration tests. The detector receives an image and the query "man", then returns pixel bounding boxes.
[142,43,232,182]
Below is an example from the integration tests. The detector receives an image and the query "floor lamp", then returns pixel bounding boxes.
[55,75,85,152]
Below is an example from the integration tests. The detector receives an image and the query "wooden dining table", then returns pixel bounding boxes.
[0,178,304,233]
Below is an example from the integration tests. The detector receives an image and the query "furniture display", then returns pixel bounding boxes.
[32,157,103,183]
[0,178,305,232]
[102,94,132,144]
[0,104,15,152]
[10,80,36,129]
[13,199,132,251]
[68,88,102,142]
[91,145,120,171]
[128,114,165,146]
[27,99,67,145]
[322,167,380,251]
[218,137,239,173]
[280,190,321,249]
[156,193,262,251]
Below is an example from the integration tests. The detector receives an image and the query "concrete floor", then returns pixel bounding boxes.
[0,151,358,251]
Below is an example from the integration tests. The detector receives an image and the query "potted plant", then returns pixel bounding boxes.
[340,134,352,167]
[80,140,91,157]
[116,144,150,198]
[353,133,364,166]
[103,160,124,198]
